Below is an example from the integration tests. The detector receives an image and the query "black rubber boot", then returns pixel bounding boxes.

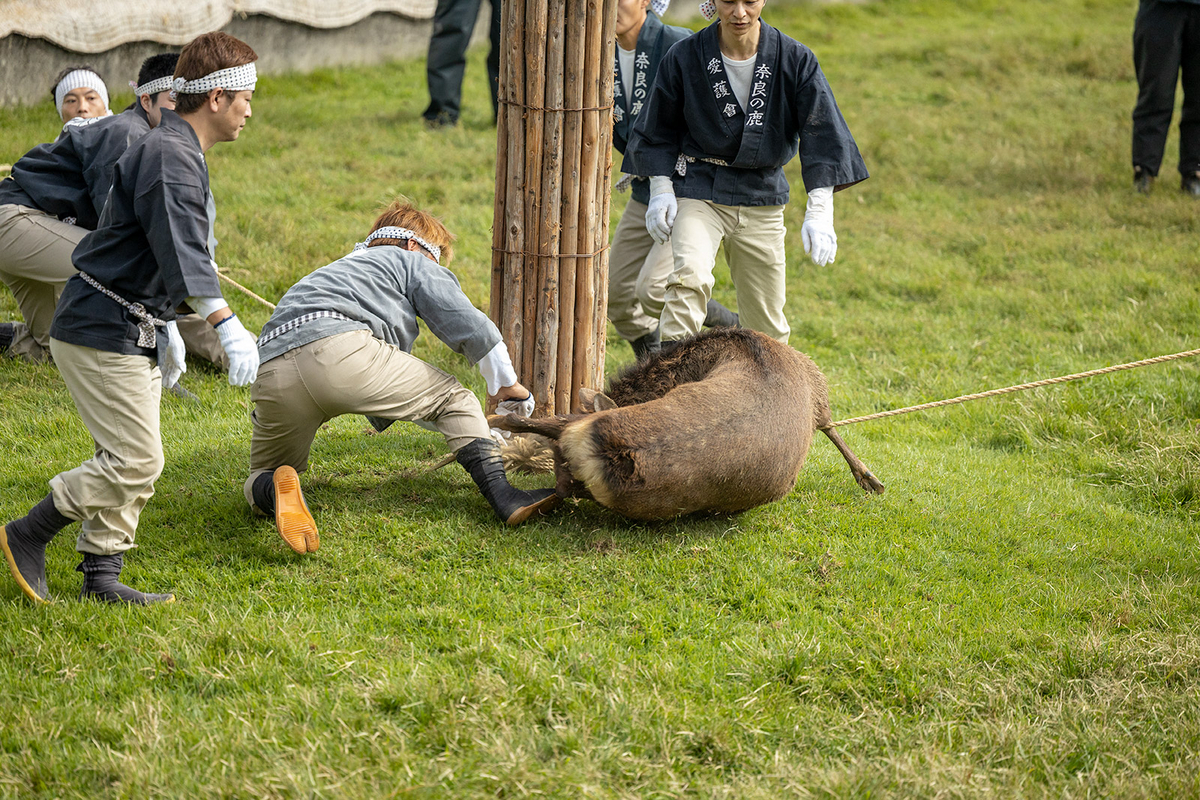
[455,438,560,525]
[0,322,13,352]
[365,416,396,433]
[703,299,739,328]
[1183,172,1200,197]
[630,327,661,362]
[1134,166,1154,194]
[77,553,174,605]
[1,493,72,603]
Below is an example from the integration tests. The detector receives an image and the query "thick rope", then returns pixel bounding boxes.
[826,347,1200,428]
[217,271,276,311]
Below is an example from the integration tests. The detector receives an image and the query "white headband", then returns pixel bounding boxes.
[55,70,109,117]
[131,75,174,98]
[699,0,716,20]
[353,226,442,263]
[172,63,258,96]
[651,0,670,15]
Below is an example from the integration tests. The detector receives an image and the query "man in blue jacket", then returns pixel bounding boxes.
[0,54,179,362]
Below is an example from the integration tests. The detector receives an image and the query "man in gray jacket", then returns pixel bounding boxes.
[244,200,557,554]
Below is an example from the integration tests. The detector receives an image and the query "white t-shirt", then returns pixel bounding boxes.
[618,46,636,108]
[722,53,755,111]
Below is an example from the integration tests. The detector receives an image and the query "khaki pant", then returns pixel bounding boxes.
[607,199,674,342]
[660,198,789,344]
[176,312,228,369]
[0,204,87,363]
[244,329,490,505]
[47,339,164,555]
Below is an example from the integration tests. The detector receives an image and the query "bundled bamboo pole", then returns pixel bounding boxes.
[491,0,618,416]
[555,0,588,412]
[494,0,527,374]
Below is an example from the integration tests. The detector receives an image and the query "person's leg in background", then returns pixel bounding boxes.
[1132,0,1184,192]
[423,0,485,127]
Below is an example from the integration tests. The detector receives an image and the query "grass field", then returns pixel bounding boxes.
[2,0,1199,796]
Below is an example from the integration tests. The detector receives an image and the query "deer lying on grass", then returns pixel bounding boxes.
[490,327,884,520]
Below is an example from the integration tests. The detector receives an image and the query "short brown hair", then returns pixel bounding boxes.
[173,32,257,115]
[368,199,455,265]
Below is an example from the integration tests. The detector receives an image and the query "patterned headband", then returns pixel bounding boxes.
[651,0,670,15]
[172,63,258,96]
[353,226,442,263]
[55,70,109,117]
[130,76,174,98]
[699,0,716,20]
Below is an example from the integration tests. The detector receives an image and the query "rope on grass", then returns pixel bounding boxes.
[217,271,276,311]
[826,347,1200,428]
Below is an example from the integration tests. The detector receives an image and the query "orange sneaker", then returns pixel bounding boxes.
[273,466,319,553]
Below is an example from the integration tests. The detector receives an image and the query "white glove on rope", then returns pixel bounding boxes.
[159,320,187,389]
[214,314,260,386]
[645,176,678,245]
[496,394,535,418]
[489,394,533,443]
[801,186,837,267]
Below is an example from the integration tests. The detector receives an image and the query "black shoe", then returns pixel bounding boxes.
[0,322,14,352]
[1,494,72,603]
[630,327,661,361]
[365,415,395,433]
[455,439,559,525]
[1183,172,1200,197]
[424,111,458,130]
[703,299,739,328]
[77,553,174,605]
[1134,166,1154,194]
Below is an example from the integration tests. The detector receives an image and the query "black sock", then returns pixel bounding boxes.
[0,322,13,352]
[77,553,173,605]
[3,493,72,601]
[9,493,72,544]
[251,471,276,514]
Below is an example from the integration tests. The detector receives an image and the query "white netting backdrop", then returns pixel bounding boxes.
[0,0,437,52]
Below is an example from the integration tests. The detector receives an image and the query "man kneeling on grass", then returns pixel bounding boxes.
[243,200,558,553]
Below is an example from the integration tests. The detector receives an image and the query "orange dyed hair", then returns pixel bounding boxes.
[369,198,455,265]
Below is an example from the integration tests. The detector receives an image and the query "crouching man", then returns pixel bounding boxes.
[244,200,558,554]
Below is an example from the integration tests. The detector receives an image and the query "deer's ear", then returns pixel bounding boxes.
[592,392,618,412]
[578,387,599,411]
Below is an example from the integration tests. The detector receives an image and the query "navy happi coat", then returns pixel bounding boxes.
[624,20,868,206]
[0,105,153,230]
[51,110,223,356]
[613,12,692,204]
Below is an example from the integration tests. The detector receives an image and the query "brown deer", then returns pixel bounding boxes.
[490,327,884,520]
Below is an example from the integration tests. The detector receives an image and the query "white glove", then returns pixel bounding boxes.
[159,320,187,389]
[496,393,535,418]
[645,176,677,245]
[801,186,837,267]
[214,314,260,386]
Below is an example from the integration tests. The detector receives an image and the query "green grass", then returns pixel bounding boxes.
[2,0,1200,796]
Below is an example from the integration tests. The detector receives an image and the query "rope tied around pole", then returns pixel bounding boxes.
[825,347,1200,428]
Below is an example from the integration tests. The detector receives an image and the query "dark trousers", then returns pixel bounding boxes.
[423,0,501,123]
[1132,0,1200,176]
